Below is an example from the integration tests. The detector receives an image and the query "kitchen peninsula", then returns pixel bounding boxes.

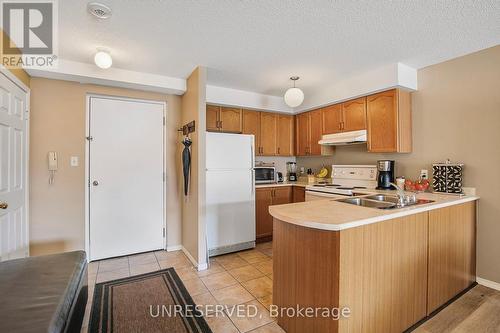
[270,192,479,333]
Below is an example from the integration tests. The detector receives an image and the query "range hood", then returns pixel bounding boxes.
[318,130,367,146]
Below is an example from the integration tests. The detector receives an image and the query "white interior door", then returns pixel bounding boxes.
[89,97,164,261]
[0,72,28,262]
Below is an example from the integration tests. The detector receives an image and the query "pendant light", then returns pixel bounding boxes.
[94,50,113,69]
[284,76,304,107]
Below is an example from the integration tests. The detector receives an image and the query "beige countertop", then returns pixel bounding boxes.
[269,190,479,231]
[255,179,331,188]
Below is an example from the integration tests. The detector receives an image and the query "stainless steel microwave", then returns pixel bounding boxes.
[254,166,276,184]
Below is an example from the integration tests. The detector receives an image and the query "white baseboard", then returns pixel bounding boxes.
[197,263,208,271]
[181,246,208,271]
[166,245,182,252]
[477,277,500,291]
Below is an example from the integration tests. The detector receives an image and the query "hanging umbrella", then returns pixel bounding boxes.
[182,137,192,196]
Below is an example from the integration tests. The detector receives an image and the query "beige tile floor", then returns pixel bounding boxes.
[83,241,283,333]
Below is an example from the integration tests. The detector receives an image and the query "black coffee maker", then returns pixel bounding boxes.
[376,160,395,189]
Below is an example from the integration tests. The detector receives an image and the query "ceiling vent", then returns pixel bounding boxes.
[87,2,112,19]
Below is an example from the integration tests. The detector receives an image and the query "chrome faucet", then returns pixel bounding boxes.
[390,182,417,207]
[389,182,406,206]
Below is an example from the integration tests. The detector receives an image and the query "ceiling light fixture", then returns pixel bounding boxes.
[284,76,304,108]
[87,2,112,19]
[94,50,112,69]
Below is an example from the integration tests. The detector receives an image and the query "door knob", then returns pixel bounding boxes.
[92,181,99,186]
[0,202,8,209]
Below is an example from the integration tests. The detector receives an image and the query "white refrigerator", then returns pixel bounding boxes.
[206,132,256,256]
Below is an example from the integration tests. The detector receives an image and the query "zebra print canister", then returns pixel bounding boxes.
[432,161,464,194]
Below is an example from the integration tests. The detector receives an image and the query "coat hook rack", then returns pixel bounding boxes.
[178,121,196,136]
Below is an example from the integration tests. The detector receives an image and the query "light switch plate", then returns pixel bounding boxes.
[70,156,79,167]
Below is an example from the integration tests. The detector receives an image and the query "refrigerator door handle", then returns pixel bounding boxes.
[251,144,255,194]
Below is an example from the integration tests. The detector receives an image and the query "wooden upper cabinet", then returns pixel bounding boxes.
[260,112,278,155]
[321,104,343,134]
[219,107,242,133]
[277,115,294,156]
[342,97,367,132]
[295,113,310,156]
[309,110,322,155]
[206,105,220,132]
[366,89,412,153]
[242,110,261,154]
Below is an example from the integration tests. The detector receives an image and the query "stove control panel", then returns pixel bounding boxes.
[331,165,377,181]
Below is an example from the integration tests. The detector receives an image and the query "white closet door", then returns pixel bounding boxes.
[0,72,28,262]
[89,97,164,261]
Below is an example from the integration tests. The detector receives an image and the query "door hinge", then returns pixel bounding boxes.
[163,228,166,237]
[86,136,93,141]
[163,117,166,126]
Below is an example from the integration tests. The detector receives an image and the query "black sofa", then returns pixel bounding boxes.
[0,251,88,333]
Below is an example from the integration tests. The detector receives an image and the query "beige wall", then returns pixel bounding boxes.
[297,45,500,283]
[29,78,183,255]
[180,67,207,265]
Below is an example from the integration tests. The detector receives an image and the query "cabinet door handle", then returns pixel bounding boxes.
[277,147,280,155]
[338,123,342,130]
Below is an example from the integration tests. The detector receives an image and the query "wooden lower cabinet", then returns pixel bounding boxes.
[292,186,305,203]
[427,201,476,314]
[256,186,292,242]
[273,202,477,333]
[256,188,273,242]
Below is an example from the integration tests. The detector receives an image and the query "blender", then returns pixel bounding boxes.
[287,162,298,182]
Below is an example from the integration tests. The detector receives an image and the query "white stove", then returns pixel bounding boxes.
[305,165,377,199]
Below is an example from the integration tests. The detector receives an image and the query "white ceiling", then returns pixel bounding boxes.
[58,0,500,98]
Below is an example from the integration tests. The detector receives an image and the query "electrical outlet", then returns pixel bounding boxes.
[70,156,79,167]
[420,169,429,179]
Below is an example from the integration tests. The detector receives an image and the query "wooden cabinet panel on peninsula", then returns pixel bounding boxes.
[366,89,412,153]
[256,186,292,242]
[272,201,477,333]
[427,201,476,314]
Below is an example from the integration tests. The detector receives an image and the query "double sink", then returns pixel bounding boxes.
[338,194,434,210]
